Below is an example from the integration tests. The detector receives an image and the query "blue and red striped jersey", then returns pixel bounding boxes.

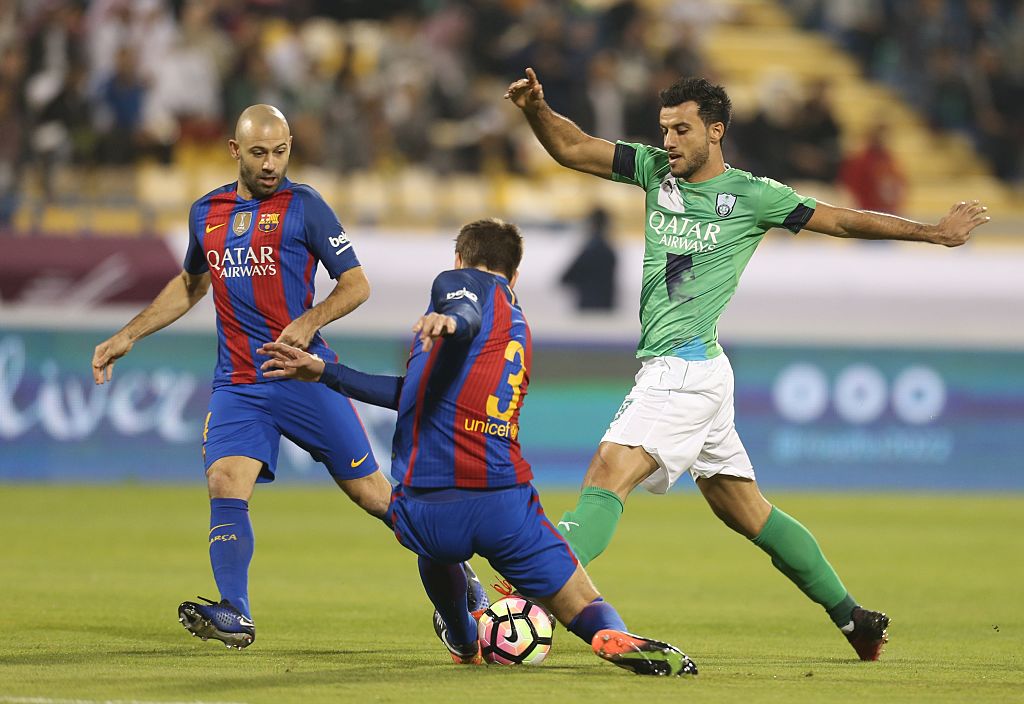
[182,178,360,387]
[393,268,533,489]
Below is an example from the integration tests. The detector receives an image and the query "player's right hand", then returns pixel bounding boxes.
[92,334,133,385]
[504,67,545,111]
[413,312,457,352]
[257,341,325,382]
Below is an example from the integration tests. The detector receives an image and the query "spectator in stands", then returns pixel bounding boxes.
[0,79,22,227]
[790,79,841,182]
[970,44,1024,182]
[839,124,906,214]
[820,0,886,75]
[585,50,627,143]
[323,43,375,172]
[730,72,804,182]
[98,45,146,164]
[223,50,291,134]
[561,207,618,312]
[144,3,224,149]
[924,47,976,134]
[29,62,94,198]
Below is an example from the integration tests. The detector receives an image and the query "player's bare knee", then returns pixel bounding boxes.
[206,469,246,500]
[206,458,260,499]
[700,482,771,538]
[582,443,656,499]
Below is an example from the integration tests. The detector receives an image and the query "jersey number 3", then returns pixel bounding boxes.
[486,340,525,421]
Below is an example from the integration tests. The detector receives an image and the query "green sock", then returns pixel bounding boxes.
[752,506,857,627]
[556,487,624,567]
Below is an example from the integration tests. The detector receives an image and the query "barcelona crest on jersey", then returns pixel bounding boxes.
[258,212,280,233]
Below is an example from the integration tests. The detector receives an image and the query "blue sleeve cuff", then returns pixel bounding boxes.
[318,362,403,410]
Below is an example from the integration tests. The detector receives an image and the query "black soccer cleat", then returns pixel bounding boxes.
[432,608,482,664]
[178,596,255,650]
[842,606,889,661]
[592,629,698,677]
[429,561,491,657]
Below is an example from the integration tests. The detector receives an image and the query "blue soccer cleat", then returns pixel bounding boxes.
[463,562,490,613]
[178,596,255,650]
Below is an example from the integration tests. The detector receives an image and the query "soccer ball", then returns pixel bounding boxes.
[477,596,553,665]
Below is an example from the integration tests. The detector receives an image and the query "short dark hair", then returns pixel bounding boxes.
[455,218,523,280]
[659,77,732,133]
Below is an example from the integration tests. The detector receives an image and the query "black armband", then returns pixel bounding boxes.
[612,143,636,180]
[783,203,815,233]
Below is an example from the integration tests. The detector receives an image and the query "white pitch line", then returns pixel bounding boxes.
[0,697,247,704]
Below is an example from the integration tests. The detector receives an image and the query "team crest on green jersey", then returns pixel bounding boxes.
[716,193,737,217]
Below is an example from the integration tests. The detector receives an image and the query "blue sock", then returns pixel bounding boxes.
[418,557,476,648]
[208,498,254,619]
[567,597,627,644]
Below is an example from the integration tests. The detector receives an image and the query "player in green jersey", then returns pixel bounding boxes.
[505,68,990,661]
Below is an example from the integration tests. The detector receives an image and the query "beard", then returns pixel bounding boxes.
[239,162,284,199]
[671,140,710,180]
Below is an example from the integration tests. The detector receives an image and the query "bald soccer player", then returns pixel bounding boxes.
[92,106,487,648]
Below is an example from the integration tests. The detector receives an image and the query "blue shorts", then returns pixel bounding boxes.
[386,483,579,599]
[202,380,377,482]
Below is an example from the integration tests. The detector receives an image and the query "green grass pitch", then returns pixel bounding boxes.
[1,486,1021,704]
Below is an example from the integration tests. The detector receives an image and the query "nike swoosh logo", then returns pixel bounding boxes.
[239,616,255,628]
[351,452,370,468]
[505,601,518,642]
[209,523,235,536]
[557,521,579,532]
[205,223,226,233]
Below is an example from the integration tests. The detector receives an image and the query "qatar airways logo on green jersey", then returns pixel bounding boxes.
[648,211,721,252]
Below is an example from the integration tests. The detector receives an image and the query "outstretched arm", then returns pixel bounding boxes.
[504,67,616,179]
[805,200,990,246]
[258,341,403,410]
[276,265,370,349]
[92,270,210,384]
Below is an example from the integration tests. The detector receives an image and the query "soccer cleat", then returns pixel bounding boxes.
[842,606,890,661]
[592,629,698,677]
[428,561,492,653]
[463,562,490,613]
[432,609,483,665]
[178,596,255,650]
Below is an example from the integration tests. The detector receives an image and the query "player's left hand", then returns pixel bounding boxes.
[276,319,316,350]
[257,341,325,382]
[933,200,990,247]
[413,313,457,352]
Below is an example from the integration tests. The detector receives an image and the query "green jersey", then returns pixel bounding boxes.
[611,141,816,360]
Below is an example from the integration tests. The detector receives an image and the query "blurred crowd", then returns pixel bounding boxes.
[0,0,720,218]
[0,0,1021,229]
[784,0,1024,183]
